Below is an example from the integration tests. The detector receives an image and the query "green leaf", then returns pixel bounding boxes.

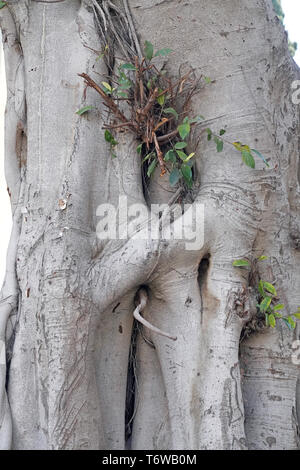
[118,82,132,91]
[118,70,128,81]
[96,44,108,61]
[233,141,243,151]
[176,150,188,161]
[0,2,6,8]
[268,314,276,328]
[282,317,293,330]
[259,296,272,313]
[120,63,137,70]
[142,152,155,164]
[251,149,270,167]
[96,52,105,62]
[117,91,128,98]
[181,164,192,179]
[242,144,251,152]
[117,72,132,89]
[274,312,283,319]
[241,149,255,169]
[154,48,173,57]
[175,142,187,150]
[76,105,94,115]
[157,90,165,106]
[219,129,226,136]
[258,280,265,297]
[263,282,277,296]
[206,128,212,141]
[184,152,195,162]
[265,314,269,327]
[292,313,300,320]
[274,304,285,311]
[104,130,113,143]
[147,158,157,177]
[181,164,193,188]
[214,137,223,153]
[104,130,118,147]
[178,122,190,140]
[217,140,224,152]
[204,76,211,84]
[287,316,296,329]
[258,255,268,261]
[232,259,250,267]
[147,76,157,89]
[169,168,180,187]
[137,144,143,155]
[102,82,112,93]
[164,150,176,163]
[144,40,154,61]
[96,53,105,61]
[163,107,179,119]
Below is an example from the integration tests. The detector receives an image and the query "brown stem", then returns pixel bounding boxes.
[78,73,134,128]
[103,122,134,130]
[139,78,144,106]
[157,128,179,143]
[139,87,159,117]
[153,132,166,175]
[153,117,170,132]
[134,56,139,107]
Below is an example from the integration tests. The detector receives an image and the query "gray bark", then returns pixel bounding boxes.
[0,0,299,450]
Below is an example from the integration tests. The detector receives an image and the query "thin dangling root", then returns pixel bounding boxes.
[134,288,177,341]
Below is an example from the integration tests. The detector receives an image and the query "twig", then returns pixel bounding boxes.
[103,122,133,130]
[153,132,166,175]
[134,56,139,106]
[139,87,159,117]
[78,73,136,130]
[157,128,179,143]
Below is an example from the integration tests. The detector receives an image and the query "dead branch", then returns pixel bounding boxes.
[78,73,137,131]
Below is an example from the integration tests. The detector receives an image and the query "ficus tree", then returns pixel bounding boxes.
[0,0,299,450]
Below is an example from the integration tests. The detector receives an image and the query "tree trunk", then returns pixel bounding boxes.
[0,0,299,450]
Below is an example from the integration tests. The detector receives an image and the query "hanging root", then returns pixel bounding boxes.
[134,288,177,341]
[91,0,142,70]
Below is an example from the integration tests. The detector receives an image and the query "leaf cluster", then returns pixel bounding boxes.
[78,39,269,190]
[233,256,300,329]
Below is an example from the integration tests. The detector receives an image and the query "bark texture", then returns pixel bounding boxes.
[0,0,299,450]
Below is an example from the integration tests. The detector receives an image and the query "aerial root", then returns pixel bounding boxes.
[134,288,177,341]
